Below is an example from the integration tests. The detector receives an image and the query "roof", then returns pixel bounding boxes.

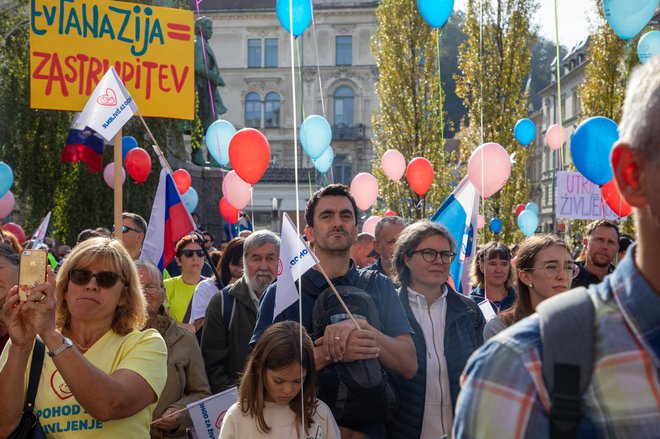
[189,0,275,12]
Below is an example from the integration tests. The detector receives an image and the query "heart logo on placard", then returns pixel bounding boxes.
[51,370,74,400]
[96,88,117,106]
[215,410,228,429]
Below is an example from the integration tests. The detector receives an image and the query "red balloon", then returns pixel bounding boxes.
[173,169,192,194]
[219,197,240,224]
[384,209,397,217]
[406,157,434,196]
[125,148,152,184]
[228,128,270,185]
[515,203,526,218]
[2,222,25,243]
[600,179,632,217]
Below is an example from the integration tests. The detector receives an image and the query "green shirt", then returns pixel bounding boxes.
[164,276,201,323]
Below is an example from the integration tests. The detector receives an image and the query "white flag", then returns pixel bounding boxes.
[77,67,138,141]
[30,211,51,247]
[187,387,238,439]
[273,213,320,320]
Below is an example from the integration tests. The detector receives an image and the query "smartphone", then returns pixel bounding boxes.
[18,249,48,301]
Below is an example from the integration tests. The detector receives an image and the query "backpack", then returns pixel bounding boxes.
[306,269,401,430]
[537,287,594,439]
[196,286,236,345]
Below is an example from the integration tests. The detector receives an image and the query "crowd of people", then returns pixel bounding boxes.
[0,55,658,439]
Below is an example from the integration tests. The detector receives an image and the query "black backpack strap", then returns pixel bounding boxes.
[25,339,45,410]
[222,289,236,333]
[537,287,594,439]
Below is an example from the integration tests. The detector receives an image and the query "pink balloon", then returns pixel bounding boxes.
[362,216,382,236]
[477,214,485,230]
[545,124,566,150]
[0,191,15,218]
[103,163,126,189]
[222,170,253,210]
[350,173,379,211]
[2,222,25,243]
[467,143,511,198]
[381,149,406,182]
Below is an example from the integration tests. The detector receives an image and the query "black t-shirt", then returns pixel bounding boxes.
[571,261,614,289]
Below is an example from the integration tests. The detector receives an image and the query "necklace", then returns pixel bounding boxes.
[74,340,93,351]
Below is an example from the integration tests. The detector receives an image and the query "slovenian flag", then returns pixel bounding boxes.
[140,169,195,270]
[61,124,105,173]
[430,176,480,293]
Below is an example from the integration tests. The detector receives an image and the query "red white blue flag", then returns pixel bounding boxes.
[61,118,105,173]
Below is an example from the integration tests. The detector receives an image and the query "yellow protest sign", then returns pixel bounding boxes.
[30,0,194,119]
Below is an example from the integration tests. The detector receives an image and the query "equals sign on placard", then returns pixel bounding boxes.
[167,23,191,41]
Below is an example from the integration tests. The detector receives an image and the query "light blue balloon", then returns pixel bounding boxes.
[637,30,660,64]
[513,118,536,146]
[206,120,236,166]
[313,147,334,174]
[603,0,656,40]
[525,202,539,215]
[276,0,312,37]
[0,162,14,199]
[489,217,503,234]
[182,187,198,213]
[300,115,332,159]
[417,0,455,28]
[570,116,618,185]
[517,210,538,237]
[122,136,138,160]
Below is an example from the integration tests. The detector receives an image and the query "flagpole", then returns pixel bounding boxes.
[114,130,123,242]
[136,112,173,174]
[313,264,361,330]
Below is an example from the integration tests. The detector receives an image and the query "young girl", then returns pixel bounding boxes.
[219,321,340,439]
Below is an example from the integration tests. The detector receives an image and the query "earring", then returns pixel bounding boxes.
[529,284,533,288]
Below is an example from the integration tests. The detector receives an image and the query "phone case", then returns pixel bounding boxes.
[19,249,48,301]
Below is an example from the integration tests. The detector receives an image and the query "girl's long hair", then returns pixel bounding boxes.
[238,321,317,434]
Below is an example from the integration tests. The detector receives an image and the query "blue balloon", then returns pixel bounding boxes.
[300,115,332,159]
[637,30,660,64]
[182,187,198,213]
[276,0,312,37]
[603,0,656,40]
[0,162,14,199]
[206,120,236,166]
[313,146,334,174]
[513,118,536,146]
[489,217,503,234]
[122,136,138,160]
[525,202,539,215]
[417,0,455,28]
[570,116,618,185]
[517,210,538,237]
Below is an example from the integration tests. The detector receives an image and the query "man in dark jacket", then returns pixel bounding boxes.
[200,230,279,392]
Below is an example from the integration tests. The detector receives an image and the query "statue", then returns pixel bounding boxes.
[193,16,227,166]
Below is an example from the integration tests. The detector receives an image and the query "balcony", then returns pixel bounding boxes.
[332,123,365,140]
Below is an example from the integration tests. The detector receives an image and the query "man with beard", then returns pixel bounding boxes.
[252,184,416,439]
[571,219,619,288]
[201,230,280,392]
[369,216,407,283]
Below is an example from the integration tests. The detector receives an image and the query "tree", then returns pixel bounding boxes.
[455,0,538,243]
[371,0,460,220]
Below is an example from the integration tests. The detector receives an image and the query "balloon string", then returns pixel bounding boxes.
[553,0,564,169]
[436,28,445,158]
[309,0,326,118]
[193,1,216,122]
[479,0,484,145]
[296,39,306,121]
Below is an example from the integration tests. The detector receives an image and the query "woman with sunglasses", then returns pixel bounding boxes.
[388,220,485,439]
[483,234,578,340]
[164,235,207,327]
[0,237,167,438]
[136,260,211,439]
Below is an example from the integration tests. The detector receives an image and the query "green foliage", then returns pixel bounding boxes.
[455,0,537,244]
[371,0,460,220]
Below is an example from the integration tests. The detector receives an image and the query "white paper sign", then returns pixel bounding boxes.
[478,300,497,322]
[187,387,238,439]
[555,171,620,220]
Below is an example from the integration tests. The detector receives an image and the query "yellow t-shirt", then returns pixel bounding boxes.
[0,329,167,438]
[164,276,201,323]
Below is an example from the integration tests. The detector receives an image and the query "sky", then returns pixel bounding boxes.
[454,0,597,48]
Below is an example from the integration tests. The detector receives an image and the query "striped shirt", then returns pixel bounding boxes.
[453,245,660,438]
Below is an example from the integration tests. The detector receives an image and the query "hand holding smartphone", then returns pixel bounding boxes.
[18,249,48,301]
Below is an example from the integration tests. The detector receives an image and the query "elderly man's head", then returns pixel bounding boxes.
[243,230,280,297]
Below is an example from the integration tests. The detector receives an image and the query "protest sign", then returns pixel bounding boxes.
[188,387,238,439]
[555,171,619,220]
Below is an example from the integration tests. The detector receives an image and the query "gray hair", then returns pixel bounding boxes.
[393,220,456,287]
[243,230,280,259]
[618,57,660,163]
[134,259,164,289]
[374,216,407,241]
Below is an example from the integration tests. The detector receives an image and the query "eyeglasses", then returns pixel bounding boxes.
[111,225,143,234]
[523,262,580,279]
[411,248,456,264]
[142,285,161,295]
[69,268,123,288]
[180,249,204,258]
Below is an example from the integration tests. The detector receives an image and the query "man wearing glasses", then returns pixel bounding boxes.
[120,212,147,260]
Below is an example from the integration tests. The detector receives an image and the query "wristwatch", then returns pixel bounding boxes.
[48,336,73,358]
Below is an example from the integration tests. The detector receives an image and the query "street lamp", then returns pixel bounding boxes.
[271,197,280,232]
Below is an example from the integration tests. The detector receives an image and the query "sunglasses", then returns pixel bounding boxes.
[180,249,204,258]
[111,225,143,234]
[69,268,123,288]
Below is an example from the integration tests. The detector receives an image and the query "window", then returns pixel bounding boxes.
[248,38,278,68]
[264,92,280,128]
[336,36,352,66]
[333,154,352,184]
[334,86,354,127]
[245,92,261,128]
